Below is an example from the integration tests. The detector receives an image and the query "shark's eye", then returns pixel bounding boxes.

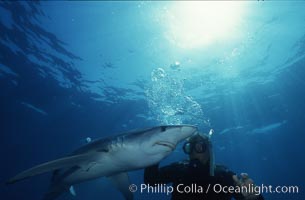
[161,126,167,132]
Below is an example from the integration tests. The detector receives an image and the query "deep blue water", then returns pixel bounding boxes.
[1,1,305,200]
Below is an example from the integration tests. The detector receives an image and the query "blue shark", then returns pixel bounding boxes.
[7,125,197,200]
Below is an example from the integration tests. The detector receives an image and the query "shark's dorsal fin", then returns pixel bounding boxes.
[108,172,133,200]
[7,153,93,184]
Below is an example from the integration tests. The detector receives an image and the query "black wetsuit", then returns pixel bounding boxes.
[144,159,264,200]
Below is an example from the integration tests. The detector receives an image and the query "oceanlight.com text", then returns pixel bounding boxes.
[129,183,299,196]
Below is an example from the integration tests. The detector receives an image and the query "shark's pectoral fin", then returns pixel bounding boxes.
[7,153,93,184]
[108,172,133,200]
[43,185,69,200]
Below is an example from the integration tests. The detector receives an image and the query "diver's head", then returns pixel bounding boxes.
[183,134,211,165]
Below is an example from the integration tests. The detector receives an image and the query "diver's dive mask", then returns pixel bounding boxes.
[183,141,208,154]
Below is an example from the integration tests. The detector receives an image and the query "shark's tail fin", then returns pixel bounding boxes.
[7,153,90,184]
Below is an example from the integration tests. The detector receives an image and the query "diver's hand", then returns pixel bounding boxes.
[232,173,260,200]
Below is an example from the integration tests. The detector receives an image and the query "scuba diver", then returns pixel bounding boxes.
[144,133,264,200]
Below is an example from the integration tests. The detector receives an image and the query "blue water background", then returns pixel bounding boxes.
[0,1,305,200]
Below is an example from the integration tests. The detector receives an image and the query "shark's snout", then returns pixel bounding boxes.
[151,125,197,152]
[181,125,198,135]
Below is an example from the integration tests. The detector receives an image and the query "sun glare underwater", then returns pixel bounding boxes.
[164,1,245,49]
[1,1,305,200]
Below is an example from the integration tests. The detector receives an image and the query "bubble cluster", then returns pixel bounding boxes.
[146,66,205,127]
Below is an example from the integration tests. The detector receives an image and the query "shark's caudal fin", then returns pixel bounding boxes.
[7,153,92,184]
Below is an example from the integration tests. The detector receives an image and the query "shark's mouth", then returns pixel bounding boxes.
[155,141,176,150]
